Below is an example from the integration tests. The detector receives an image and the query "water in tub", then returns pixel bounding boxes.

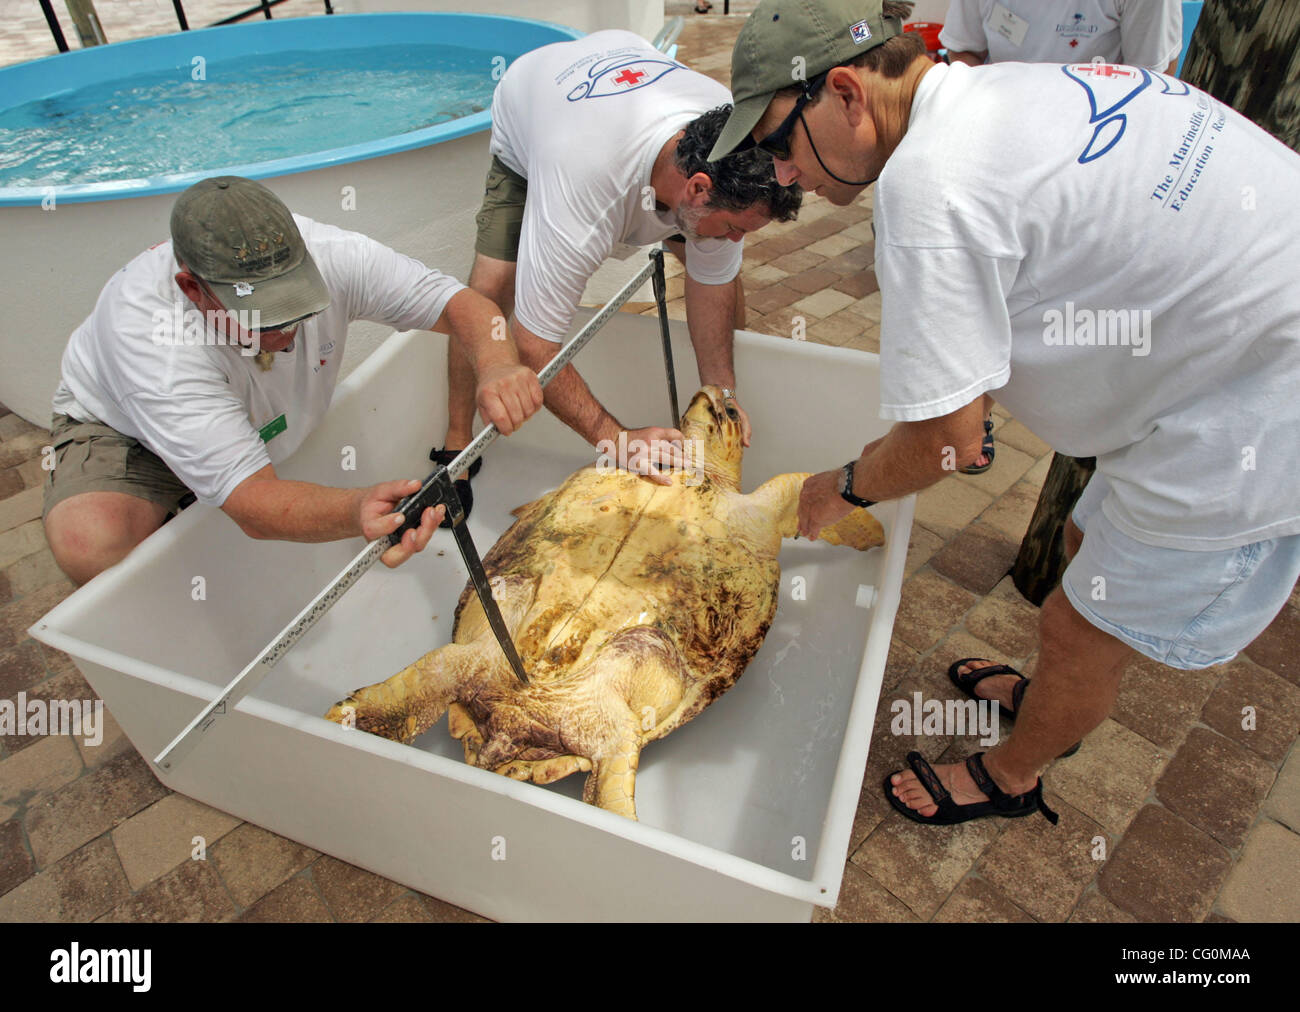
[0,43,497,187]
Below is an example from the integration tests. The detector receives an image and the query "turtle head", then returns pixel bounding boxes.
[680,385,744,488]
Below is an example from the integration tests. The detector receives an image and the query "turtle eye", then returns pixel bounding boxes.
[725,405,739,421]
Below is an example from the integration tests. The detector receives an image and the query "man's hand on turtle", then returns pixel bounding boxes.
[475,363,544,436]
[360,479,445,568]
[621,426,686,486]
[797,468,855,541]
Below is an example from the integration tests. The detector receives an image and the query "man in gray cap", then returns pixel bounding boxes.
[711,1,1300,827]
[43,176,543,585]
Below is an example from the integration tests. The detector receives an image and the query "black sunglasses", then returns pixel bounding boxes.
[737,68,834,161]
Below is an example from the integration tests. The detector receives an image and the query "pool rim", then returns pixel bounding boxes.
[0,12,582,207]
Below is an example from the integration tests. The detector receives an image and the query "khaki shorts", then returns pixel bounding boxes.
[473,155,529,262]
[42,414,194,519]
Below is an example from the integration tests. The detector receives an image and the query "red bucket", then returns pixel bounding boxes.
[903,21,944,53]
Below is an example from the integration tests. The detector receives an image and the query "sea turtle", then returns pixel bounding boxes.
[325,386,884,819]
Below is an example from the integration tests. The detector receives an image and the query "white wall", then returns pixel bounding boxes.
[333,0,664,38]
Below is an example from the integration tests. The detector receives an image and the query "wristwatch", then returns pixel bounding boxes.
[721,387,738,402]
[839,460,877,508]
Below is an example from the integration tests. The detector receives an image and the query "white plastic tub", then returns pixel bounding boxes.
[30,313,914,922]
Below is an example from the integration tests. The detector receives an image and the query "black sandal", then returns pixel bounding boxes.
[884,751,1059,826]
[429,447,483,529]
[948,658,1081,758]
[958,417,995,474]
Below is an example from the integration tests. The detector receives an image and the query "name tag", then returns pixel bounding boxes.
[989,2,1029,47]
[259,414,287,443]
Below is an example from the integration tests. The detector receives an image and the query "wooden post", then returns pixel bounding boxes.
[1181,0,1300,152]
[1011,454,1095,607]
[63,0,107,47]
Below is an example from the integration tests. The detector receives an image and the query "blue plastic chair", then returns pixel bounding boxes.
[1177,1,1203,76]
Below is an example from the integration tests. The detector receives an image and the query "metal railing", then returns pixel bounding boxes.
[38,0,335,54]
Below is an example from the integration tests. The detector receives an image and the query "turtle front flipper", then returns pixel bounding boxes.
[325,642,482,743]
[747,472,884,550]
[818,507,885,551]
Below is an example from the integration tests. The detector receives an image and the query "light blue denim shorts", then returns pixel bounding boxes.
[1062,474,1300,670]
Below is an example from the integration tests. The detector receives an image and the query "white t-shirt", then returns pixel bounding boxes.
[52,215,464,506]
[874,61,1300,550]
[490,29,745,343]
[940,0,1182,70]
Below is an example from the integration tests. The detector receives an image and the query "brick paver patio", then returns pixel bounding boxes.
[1,5,1297,923]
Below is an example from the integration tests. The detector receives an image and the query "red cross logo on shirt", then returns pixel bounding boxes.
[612,67,646,87]
[1069,39,1078,48]
[1081,64,1136,78]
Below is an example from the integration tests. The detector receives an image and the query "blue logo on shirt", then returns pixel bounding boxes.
[1063,65,1192,163]
[1063,64,1150,162]
[566,57,680,102]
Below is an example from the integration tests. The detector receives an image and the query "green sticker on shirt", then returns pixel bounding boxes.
[259,414,287,443]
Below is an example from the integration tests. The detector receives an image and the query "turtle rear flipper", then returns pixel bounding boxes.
[578,626,697,820]
[583,739,641,820]
[324,642,482,743]
[492,754,592,784]
[452,705,595,784]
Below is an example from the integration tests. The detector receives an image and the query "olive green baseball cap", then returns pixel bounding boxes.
[709,0,904,162]
[170,176,330,328]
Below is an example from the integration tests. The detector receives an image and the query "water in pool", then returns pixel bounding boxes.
[0,43,499,187]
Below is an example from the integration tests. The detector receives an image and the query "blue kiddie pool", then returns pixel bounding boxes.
[0,13,581,423]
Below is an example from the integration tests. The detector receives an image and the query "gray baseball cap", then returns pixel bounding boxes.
[709,0,904,162]
[170,176,330,328]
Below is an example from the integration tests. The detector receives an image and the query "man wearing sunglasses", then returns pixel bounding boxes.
[43,176,543,585]
[711,1,1300,829]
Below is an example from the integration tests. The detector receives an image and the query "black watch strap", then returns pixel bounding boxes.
[839,460,877,508]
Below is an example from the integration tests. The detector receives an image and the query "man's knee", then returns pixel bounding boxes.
[1037,585,1132,675]
[44,493,168,585]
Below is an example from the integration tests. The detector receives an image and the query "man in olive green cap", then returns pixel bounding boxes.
[44,176,543,584]
[712,1,1300,830]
